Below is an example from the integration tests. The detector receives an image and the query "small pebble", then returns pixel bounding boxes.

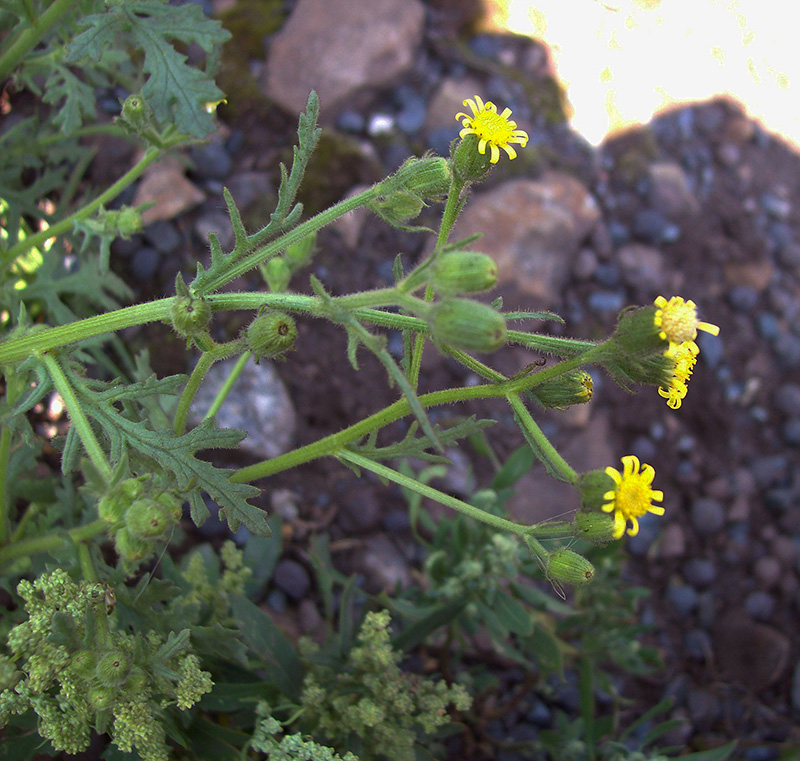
[753,556,781,589]
[773,383,800,415]
[336,109,366,133]
[744,590,776,621]
[665,584,698,616]
[191,142,232,180]
[689,497,726,534]
[684,628,713,660]
[266,588,287,613]
[130,246,161,281]
[272,559,311,601]
[143,220,181,254]
[587,290,625,313]
[782,419,800,447]
[683,558,717,588]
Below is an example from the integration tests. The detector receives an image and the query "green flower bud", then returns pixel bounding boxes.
[264,257,292,292]
[95,650,129,686]
[572,511,616,545]
[119,94,153,133]
[155,491,183,523]
[614,306,667,359]
[114,528,151,563]
[392,156,451,199]
[545,548,595,585]
[577,468,615,511]
[116,206,143,238]
[125,498,172,539]
[170,295,212,340]
[97,477,146,523]
[452,133,492,183]
[246,311,298,358]
[125,666,148,692]
[71,649,97,680]
[431,251,498,295]
[87,685,115,711]
[370,191,425,226]
[428,298,507,353]
[531,370,593,409]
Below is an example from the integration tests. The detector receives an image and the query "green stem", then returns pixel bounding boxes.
[0,0,81,82]
[40,353,113,483]
[408,175,467,388]
[506,392,577,484]
[205,351,251,421]
[2,145,173,271]
[339,450,529,536]
[0,518,108,568]
[526,520,574,538]
[0,298,174,365]
[77,542,96,582]
[173,342,245,435]
[230,381,505,483]
[194,185,383,295]
[0,425,12,545]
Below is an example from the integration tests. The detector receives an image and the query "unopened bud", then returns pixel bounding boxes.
[246,311,297,358]
[546,548,595,585]
[114,528,151,563]
[428,298,507,353]
[614,306,666,359]
[452,133,492,182]
[125,498,172,539]
[532,370,593,409]
[573,511,616,545]
[170,295,212,341]
[264,257,292,292]
[119,94,153,133]
[95,650,129,686]
[393,156,451,199]
[431,251,498,294]
[577,469,615,511]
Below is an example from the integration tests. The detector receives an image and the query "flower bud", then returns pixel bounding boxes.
[155,491,183,523]
[114,528,151,563]
[392,156,451,199]
[264,257,292,292]
[452,133,493,182]
[125,666,148,692]
[246,311,297,359]
[572,511,616,545]
[71,649,97,680]
[116,206,143,238]
[614,306,666,359]
[119,94,153,133]
[125,498,172,539]
[0,657,21,691]
[98,476,147,523]
[370,191,425,226]
[95,650,129,686]
[545,548,595,585]
[170,295,212,341]
[531,370,593,409]
[577,469,615,511]
[428,298,507,353]
[431,251,498,295]
[87,686,115,711]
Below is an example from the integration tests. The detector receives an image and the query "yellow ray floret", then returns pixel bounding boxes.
[602,455,665,539]
[455,95,529,164]
[658,341,697,409]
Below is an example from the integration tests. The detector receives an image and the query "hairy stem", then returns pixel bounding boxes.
[339,450,529,536]
[0,519,108,567]
[40,353,113,483]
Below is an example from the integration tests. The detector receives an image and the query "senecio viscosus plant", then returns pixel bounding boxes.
[0,2,720,757]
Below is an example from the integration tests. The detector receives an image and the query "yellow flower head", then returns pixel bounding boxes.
[653,296,719,354]
[602,455,665,539]
[658,341,697,409]
[455,96,529,164]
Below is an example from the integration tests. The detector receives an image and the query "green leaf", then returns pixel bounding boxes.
[62,366,267,536]
[230,594,303,701]
[390,598,466,652]
[43,63,96,134]
[679,741,737,761]
[490,589,533,636]
[492,445,534,490]
[66,0,231,138]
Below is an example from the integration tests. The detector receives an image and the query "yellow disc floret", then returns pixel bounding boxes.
[653,296,719,354]
[455,95,529,163]
[602,455,665,539]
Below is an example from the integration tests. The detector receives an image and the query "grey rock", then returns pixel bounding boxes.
[750,453,788,488]
[273,559,311,601]
[689,497,726,534]
[225,171,273,213]
[683,558,717,588]
[617,243,668,291]
[263,0,425,119]
[191,142,232,181]
[665,584,698,616]
[782,419,800,447]
[648,162,699,216]
[359,535,411,591]
[143,220,181,254]
[190,358,296,459]
[194,207,235,251]
[130,246,161,281]
[745,591,776,622]
[266,588,288,613]
[448,174,601,308]
[684,628,713,661]
[773,330,800,368]
[753,556,781,589]
[587,290,625,314]
[774,382,800,415]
